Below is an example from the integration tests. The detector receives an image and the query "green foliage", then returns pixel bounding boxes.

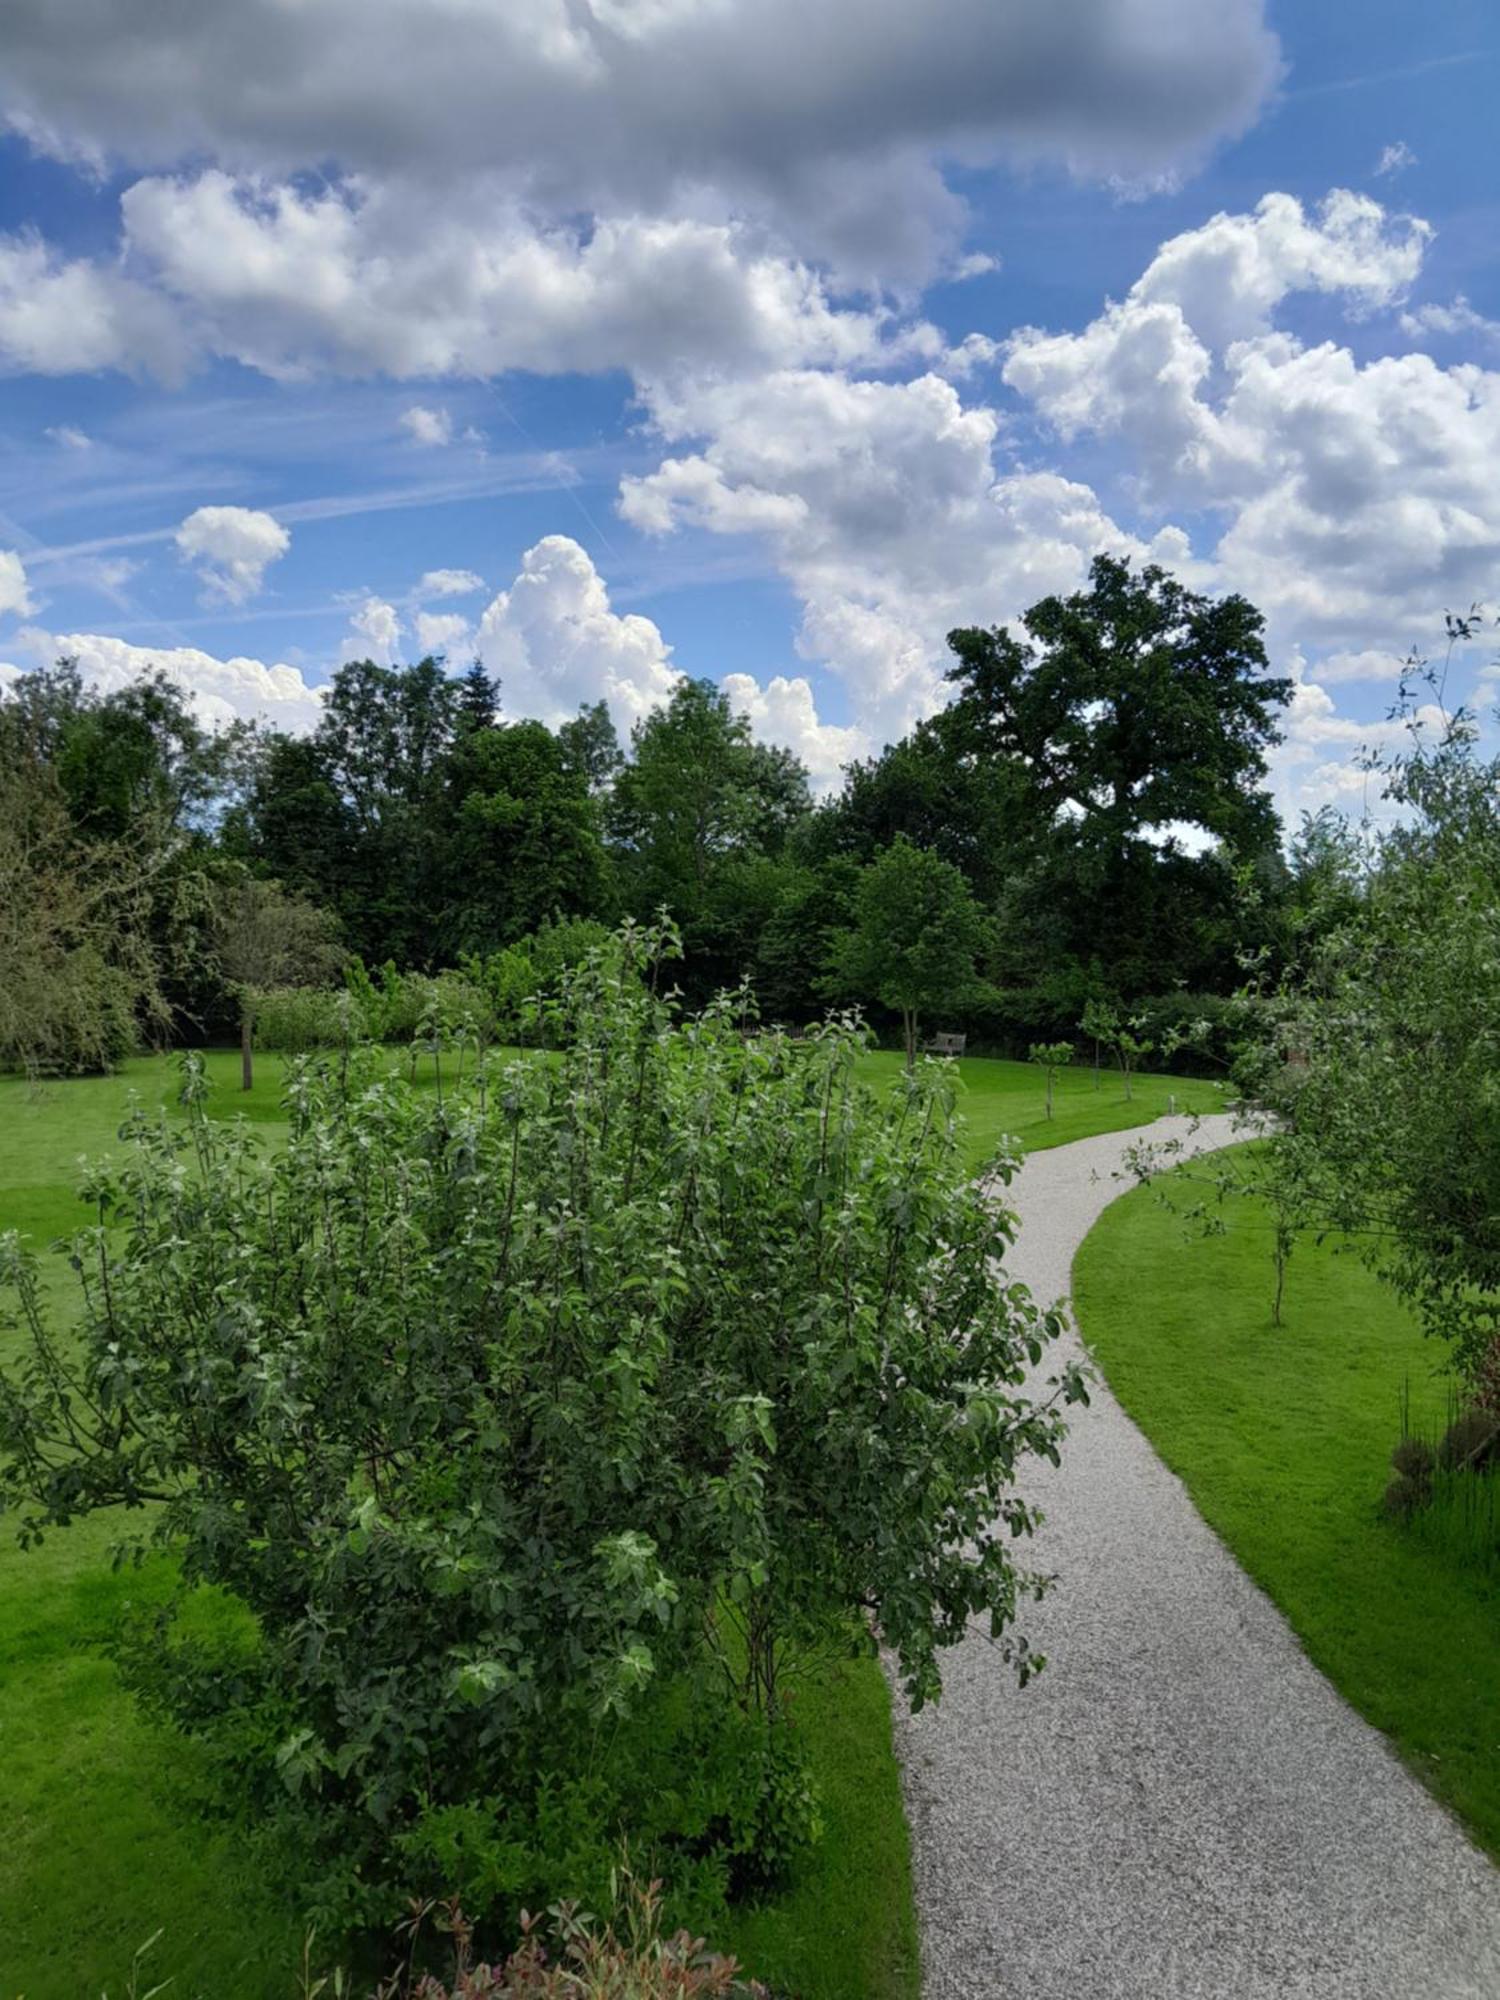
[1242,667,1500,1383]
[609,681,811,999]
[367,1872,765,2000]
[0,922,1079,1945]
[251,984,362,1053]
[0,684,189,1077]
[945,555,1289,854]
[943,555,1289,1004]
[1385,1403,1500,1575]
[826,838,993,1067]
[436,719,613,958]
[464,919,624,1044]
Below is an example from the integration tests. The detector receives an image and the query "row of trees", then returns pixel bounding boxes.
[3,555,1340,1076]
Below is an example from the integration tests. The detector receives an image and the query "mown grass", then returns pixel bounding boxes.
[1073,1145,1500,1860]
[0,1045,1210,1999]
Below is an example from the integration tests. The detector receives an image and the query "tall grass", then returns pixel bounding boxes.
[1393,1384,1500,1579]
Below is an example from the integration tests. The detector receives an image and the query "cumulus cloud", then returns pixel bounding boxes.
[475,535,680,736]
[44,423,91,448]
[623,367,1155,744]
[175,504,290,603]
[1001,193,1430,498]
[0,1,1280,284]
[1263,654,1457,826]
[416,568,485,599]
[0,229,191,378]
[400,404,453,446]
[8,625,324,733]
[1003,191,1430,466]
[0,549,34,619]
[344,596,402,666]
[1126,189,1428,346]
[414,611,472,659]
[720,672,866,790]
[88,173,928,385]
[1000,188,1500,647]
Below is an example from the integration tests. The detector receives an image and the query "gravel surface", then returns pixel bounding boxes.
[892,1113,1500,2000]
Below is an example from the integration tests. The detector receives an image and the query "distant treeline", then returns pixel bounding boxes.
[1,555,1351,1076]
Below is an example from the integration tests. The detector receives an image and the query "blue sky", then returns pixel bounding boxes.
[1,0,1497,815]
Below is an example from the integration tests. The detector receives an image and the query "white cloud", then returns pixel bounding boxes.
[1002,188,1500,648]
[721,671,865,790]
[0,1,1280,286]
[476,535,680,737]
[1209,343,1500,635]
[1126,190,1427,347]
[1375,140,1417,178]
[10,625,324,732]
[1399,297,1500,347]
[44,423,91,449]
[344,595,402,666]
[415,568,485,599]
[174,504,290,603]
[1003,192,1429,463]
[0,549,34,619]
[1310,647,1403,685]
[0,228,190,378]
[400,404,453,446]
[623,367,1153,745]
[470,535,854,780]
[414,611,471,658]
[98,172,930,385]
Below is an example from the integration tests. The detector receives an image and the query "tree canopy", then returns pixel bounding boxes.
[0,556,1308,1072]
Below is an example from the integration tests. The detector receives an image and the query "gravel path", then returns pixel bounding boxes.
[892,1113,1500,2000]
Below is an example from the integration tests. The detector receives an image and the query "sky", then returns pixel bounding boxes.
[0,0,1497,820]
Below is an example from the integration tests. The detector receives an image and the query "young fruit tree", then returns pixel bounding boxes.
[211,873,343,1088]
[827,836,993,1068]
[1079,999,1152,1102]
[1028,1041,1073,1120]
[0,921,1084,1939]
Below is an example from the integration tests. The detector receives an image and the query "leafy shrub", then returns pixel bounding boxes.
[342,960,498,1045]
[254,983,358,1051]
[377,1682,820,1942]
[1439,1408,1500,1473]
[1390,1436,1435,1481]
[372,1875,766,1999]
[1382,1473,1429,1519]
[465,919,618,1046]
[0,919,1080,1943]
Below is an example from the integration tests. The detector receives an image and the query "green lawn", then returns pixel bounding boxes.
[852,1048,1222,1170]
[1073,1145,1500,1859]
[0,1045,1210,1999]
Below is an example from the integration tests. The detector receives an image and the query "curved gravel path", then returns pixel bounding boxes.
[893,1113,1500,2000]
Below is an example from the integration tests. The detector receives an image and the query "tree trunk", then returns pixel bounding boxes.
[904,1009,917,1071]
[240,1007,254,1093]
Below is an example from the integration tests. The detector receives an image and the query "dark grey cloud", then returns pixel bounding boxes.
[2,0,1281,278]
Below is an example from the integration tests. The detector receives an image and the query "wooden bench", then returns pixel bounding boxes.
[924,1032,967,1058]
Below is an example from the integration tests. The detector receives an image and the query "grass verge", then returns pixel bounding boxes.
[1072,1144,1500,1859]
